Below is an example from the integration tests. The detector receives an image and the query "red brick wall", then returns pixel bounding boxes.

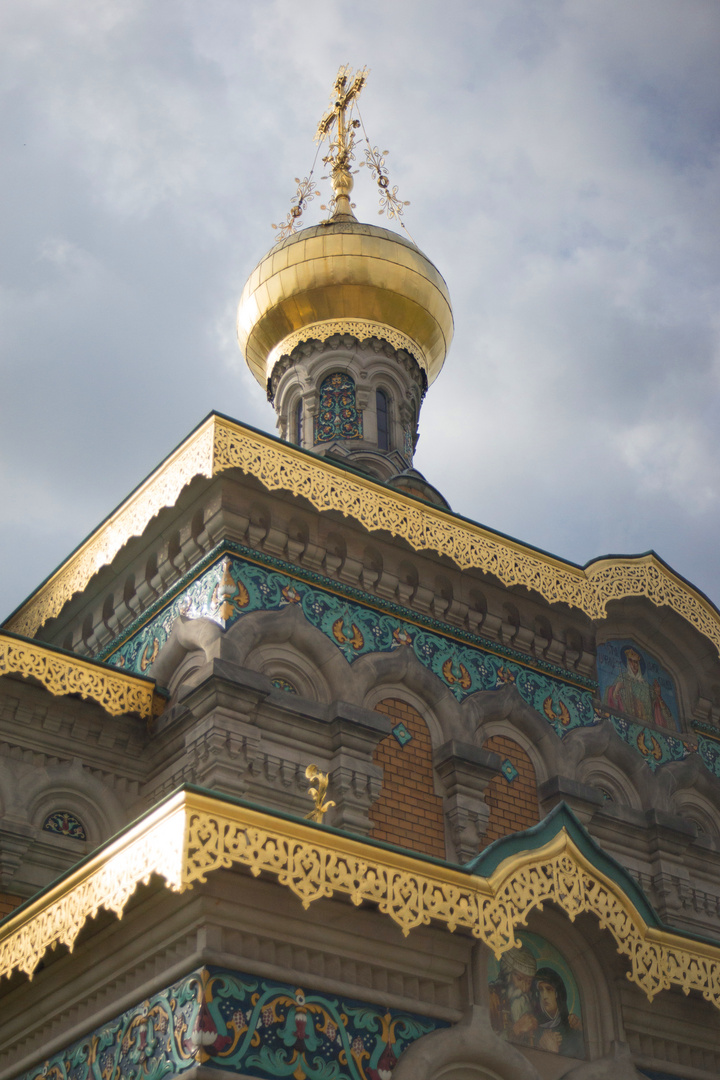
[370,698,446,858]
[480,735,539,849]
[0,893,22,919]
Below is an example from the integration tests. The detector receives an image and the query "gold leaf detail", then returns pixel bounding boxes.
[0,632,161,719]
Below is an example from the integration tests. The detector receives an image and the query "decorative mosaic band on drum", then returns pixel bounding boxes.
[100,545,710,778]
[17,966,446,1080]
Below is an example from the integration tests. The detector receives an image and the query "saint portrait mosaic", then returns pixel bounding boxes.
[597,640,680,732]
[488,931,584,1059]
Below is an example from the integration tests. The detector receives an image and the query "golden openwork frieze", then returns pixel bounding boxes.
[2,790,720,1009]
[7,415,720,660]
[0,632,162,719]
[0,798,186,979]
[266,319,428,381]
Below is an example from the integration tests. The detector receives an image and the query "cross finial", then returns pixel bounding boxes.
[315,65,369,220]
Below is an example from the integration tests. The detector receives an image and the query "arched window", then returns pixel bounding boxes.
[376,389,390,450]
[294,397,303,445]
[315,372,362,443]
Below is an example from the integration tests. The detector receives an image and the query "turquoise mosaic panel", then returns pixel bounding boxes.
[595,708,693,773]
[500,759,519,783]
[101,546,715,777]
[105,551,595,733]
[392,722,412,747]
[696,733,720,778]
[18,966,446,1080]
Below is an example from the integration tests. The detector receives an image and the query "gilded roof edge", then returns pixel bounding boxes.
[1,786,719,1008]
[0,629,164,719]
[4,413,720,661]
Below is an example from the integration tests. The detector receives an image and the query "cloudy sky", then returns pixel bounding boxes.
[1,0,719,624]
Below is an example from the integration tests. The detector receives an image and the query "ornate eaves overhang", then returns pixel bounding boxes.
[5,413,720,660]
[0,629,164,719]
[1,788,719,1009]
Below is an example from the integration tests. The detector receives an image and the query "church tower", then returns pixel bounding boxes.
[237,67,453,487]
[4,65,720,1080]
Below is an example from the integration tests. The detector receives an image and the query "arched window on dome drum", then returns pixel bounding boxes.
[294,397,303,446]
[376,389,390,451]
[315,372,362,443]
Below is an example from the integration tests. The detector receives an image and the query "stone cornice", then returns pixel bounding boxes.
[5,414,720,660]
[1,788,719,1009]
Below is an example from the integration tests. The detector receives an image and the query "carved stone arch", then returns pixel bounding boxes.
[354,647,463,747]
[391,1007,541,1080]
[561,719,658,811]
[151,616,222,697]
[166,649,208,699]
[245,643,327,702]
[223,605,343,704]
[347,451,398,480]
[663,754,720,843]
[369,360,419,453]
[576,758,644,811]
[671,788,720,841]
[470,684,563,789]
[26,763,124,845]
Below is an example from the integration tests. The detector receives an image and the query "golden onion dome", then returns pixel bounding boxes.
[237,219,454,389]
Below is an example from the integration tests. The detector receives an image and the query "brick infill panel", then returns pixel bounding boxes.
[370,699,445,859]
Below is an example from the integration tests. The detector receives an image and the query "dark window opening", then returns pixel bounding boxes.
[376,389,390,451]
[295,398,304,445]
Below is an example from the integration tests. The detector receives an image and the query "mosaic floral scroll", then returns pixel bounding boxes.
[101,547,711,776]
[18,966,445,1080]
[104,550,594,729]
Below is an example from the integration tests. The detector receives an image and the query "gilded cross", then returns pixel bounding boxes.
[315,65,369,218]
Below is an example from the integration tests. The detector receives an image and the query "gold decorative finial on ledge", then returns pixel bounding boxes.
[304,764,335,823]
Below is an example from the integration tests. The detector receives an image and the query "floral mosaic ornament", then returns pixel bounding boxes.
[314,372,362,442]
[595,709,694,773]
[17,966,446,1080]
[271,677,298,694]
[102,546,713,779]
[42,811,87,841]
[104,551,594,732]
